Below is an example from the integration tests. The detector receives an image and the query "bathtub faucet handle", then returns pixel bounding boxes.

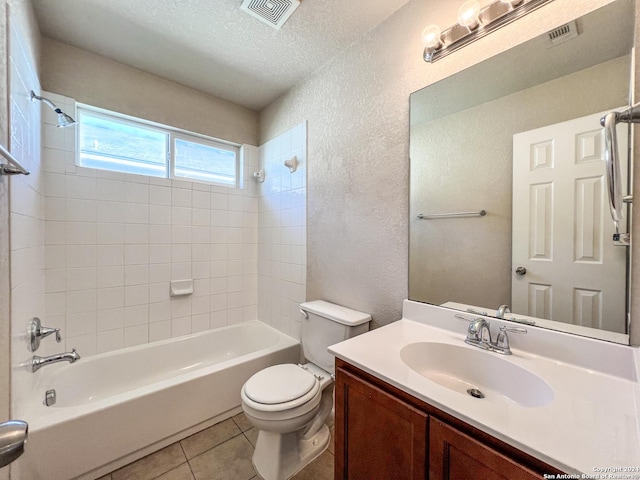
[42,327,62,343]
[29,317,62,352]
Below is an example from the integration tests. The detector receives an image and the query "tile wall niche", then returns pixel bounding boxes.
[41,92,260,357]
[257,122,307,339]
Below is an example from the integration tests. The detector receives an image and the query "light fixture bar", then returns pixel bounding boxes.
[424,0,555,63]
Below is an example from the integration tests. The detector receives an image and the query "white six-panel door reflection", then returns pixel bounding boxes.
[512,111,628,333]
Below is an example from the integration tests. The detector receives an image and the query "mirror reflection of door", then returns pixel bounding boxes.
[512,111,628,332]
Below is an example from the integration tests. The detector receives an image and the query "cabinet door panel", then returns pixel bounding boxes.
[335,367,428,480]
[430,418,542,480]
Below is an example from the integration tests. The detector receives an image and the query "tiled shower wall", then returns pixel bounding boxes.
[257,122,307,339]
[40,92,260,357]
[9,17,43,415]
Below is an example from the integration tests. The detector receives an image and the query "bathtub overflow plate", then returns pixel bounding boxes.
[45,389,56,407]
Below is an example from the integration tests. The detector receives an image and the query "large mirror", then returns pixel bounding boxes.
[409,0,635,343]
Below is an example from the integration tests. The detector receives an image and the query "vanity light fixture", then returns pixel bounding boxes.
[457,1,481,30]
[421,24,443,51]
[422,0,555,63]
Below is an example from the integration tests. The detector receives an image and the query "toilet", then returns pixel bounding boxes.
[241,300,371,480]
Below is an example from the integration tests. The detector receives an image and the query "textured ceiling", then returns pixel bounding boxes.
[31,0,413,111]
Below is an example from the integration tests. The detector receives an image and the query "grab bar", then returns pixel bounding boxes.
[601,104,640,224]
[0,143,30,176]
[417,210,486,219]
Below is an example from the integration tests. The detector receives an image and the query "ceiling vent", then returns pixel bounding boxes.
[546,20,579,47]
[240,0,301,30]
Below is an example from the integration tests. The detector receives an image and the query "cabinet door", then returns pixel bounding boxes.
[335,367,428,480]
[430,418,542,480]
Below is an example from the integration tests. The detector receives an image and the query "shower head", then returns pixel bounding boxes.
[30,90,77,128]
[55,110,76,128]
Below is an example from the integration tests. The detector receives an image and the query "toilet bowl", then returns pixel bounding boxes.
[241,363,334,479]
[240,300,371,480]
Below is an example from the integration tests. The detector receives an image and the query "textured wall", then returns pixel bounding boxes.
[260,0,618,328]
[40,38,259,147]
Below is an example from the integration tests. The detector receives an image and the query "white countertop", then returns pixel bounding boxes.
[328,300,640,475]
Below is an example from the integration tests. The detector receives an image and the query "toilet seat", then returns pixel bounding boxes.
[242,364,321,413]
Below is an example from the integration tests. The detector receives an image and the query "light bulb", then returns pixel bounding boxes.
[501,0,523,5]
[421,24,442,50]
[457,0,481,29]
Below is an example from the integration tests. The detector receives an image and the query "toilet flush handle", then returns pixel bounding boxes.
[299,309,309,320]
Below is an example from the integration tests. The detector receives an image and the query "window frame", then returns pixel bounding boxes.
[76,103,241,188]
[171,132,239,187]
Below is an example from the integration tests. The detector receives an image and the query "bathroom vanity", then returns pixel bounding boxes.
[333,0,640,477]
[329,300,640,479]
[334,358,559,479]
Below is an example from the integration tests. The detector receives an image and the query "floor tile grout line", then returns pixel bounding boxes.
[231,414,248,433]
[182,428,248,465]
[177,441,197,480]
[241,428,257,448]
[149,461,191,480]
[108,414,332,480]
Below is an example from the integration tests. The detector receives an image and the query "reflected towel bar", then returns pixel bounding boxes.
[0,143,30,176]
[417,210,486,219]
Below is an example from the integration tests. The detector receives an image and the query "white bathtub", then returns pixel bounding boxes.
[12,321,300,480]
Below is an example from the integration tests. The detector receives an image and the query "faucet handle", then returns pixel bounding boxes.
[496,325,527,351]
[41,327,61,343]
[499,325,527,334]
[454,313,476,322]
[455,314,483,337]
[29,318,62,352]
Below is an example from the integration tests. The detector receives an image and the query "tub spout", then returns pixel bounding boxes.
[31,348,81,372]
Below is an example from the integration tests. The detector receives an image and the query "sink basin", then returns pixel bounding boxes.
[400,342,554,407]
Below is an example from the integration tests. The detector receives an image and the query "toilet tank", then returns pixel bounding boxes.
[300,300,371,373]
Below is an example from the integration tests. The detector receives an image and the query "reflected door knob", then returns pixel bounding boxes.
[515,267,527,276]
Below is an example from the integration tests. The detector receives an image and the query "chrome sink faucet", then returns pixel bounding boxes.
[496,304,511,319]
[31,349,81,372]
[456,314,526,355]
[467,317,492,345]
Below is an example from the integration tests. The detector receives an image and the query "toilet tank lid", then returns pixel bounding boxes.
[300,300,371,326]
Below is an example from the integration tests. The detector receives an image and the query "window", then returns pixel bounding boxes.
[77,106,239,187]
[173,135,238,186]
[78,109,168,177]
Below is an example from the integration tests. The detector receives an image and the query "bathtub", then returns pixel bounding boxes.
[12,320,300,480]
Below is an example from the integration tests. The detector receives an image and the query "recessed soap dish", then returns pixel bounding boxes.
[170,279,193,297]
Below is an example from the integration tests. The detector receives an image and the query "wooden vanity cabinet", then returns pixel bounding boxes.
[335,359,561,480]
[429,418,542,480]
[335,365,428,479]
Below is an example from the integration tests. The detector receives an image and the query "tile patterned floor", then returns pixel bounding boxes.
[97,413,334,480]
